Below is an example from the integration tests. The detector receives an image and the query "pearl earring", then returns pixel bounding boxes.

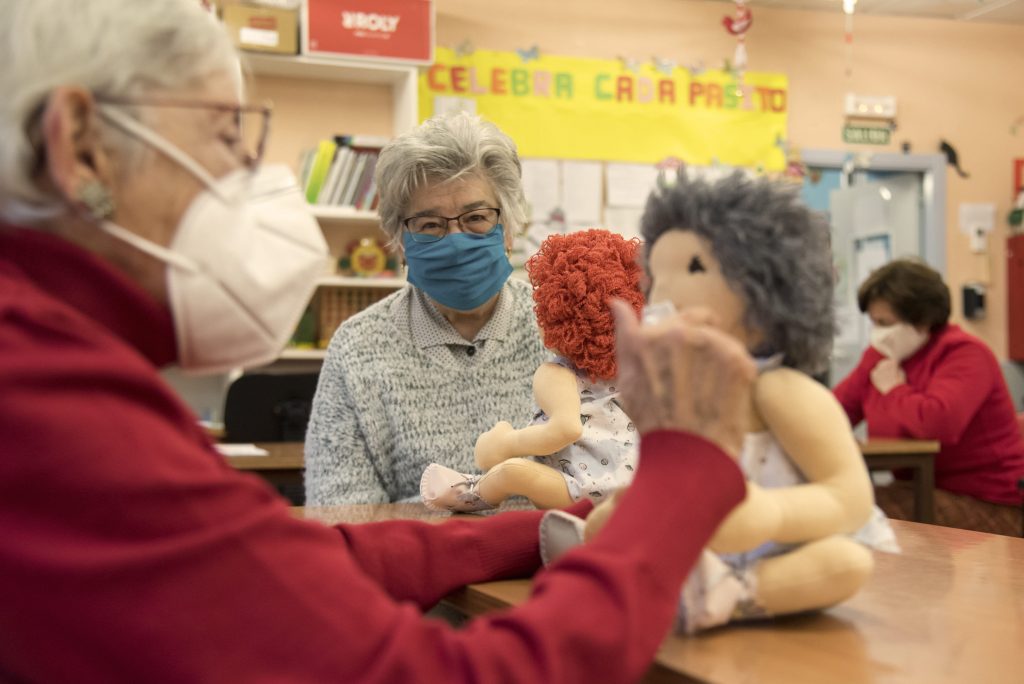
[78,180,115,220]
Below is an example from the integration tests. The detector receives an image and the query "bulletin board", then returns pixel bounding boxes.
[420,47,789,171]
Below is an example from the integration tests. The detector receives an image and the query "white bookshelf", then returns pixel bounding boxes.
[278,348,328,361]
[317,275,406,288]
[242,51,418,366]
[244,52,419,135]
[310,206,380,223]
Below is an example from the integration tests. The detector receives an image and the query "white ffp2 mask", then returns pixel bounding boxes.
[869,322,929,362]
[97,106,329,374]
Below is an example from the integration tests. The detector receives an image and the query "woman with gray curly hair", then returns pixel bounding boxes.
[304,113,548,505]
[0,1,758,681]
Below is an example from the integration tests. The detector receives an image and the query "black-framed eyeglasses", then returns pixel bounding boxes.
[94,95,273,168]
[403,207,502,243]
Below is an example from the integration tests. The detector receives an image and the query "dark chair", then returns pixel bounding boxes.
[223,372,319,505]
[224,372,319,443]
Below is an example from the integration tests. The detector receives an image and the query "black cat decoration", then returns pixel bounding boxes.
[940,139,970,179]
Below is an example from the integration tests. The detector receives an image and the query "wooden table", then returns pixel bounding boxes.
[225,442,305,497]
[296,504,1024,684]
[860,439,940,524]
[227,439,941,521]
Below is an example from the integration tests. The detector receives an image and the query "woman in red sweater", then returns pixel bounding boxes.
[833,259,1024,535]
[0,1,753,681]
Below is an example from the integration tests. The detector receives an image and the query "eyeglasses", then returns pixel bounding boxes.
[94,95,273,168]
[403,207,502,243]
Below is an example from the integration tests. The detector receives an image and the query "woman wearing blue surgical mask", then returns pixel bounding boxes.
[305,114,549,505]
[833,259,1024,536]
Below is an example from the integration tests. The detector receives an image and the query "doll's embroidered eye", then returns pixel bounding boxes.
[688,255,706,273]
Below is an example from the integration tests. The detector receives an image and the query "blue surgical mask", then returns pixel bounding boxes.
[403,225,513,311]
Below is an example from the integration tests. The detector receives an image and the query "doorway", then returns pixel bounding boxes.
[799,151,947,386]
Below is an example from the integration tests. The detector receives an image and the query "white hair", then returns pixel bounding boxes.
[0,0,239,224]
[375,113,529,249]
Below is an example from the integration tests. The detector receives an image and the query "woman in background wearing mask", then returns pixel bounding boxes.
[305,114,549,505]
[833,259,1024,535]
[0,3,755,680]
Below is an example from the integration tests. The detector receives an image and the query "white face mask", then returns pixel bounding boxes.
[869,322,929,362]
[96,106,329,374]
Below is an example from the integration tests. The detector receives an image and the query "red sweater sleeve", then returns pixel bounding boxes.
[871,342,994,443]
[832,349,875,428]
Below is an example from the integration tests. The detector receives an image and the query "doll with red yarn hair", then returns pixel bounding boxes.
[420,229,645,512]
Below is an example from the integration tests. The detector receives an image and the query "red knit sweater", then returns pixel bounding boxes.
[833,324,1024,506]
[0,227,745,683]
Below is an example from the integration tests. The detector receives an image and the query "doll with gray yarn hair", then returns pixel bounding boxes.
[542,169,898,634]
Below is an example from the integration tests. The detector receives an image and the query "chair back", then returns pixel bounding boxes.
[223,372,319,443]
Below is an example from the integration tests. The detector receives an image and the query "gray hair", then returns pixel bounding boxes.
[375,113,528,249]
[640,170,835,375]
[0,0,238,224]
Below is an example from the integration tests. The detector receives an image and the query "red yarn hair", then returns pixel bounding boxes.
[525,229,644,382]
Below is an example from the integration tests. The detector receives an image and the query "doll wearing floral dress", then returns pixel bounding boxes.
[531,356,637,503]
[421,230,644,512]
[542,171,899,633]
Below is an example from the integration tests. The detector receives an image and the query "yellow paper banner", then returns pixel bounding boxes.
[420,47,789,170]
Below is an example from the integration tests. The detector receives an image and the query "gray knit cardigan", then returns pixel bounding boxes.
[304,279,548,505]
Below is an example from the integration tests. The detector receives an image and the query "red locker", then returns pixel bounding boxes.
[1008,234,1024,360]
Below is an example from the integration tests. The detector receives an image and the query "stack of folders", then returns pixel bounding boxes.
[298,134,389,210]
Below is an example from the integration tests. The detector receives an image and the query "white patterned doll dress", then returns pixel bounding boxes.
[529,356,638,503]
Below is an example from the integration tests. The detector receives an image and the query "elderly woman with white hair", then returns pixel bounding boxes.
[0,1,756,680]
[304,114,550,505]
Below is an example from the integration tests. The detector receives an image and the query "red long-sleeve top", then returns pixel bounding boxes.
[833,324,1024,506]
[0,226,745,683]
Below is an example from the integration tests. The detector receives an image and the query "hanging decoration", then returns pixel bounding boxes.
[652,56,676,76]
[516,45,540,63]
[722,0,753,71]
[843,0,856,77]
[618,56,641,73]
[1008,191,1023,229]
[686,59,706,76]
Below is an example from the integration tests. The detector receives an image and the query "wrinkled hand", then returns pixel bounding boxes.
[610,300,756,459]
[870,358,906,394]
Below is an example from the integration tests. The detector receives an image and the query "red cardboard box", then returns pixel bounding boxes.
[304,0,433,64]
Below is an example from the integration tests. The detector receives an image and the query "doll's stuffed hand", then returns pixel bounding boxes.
[610,300,756,459]
[870,358,906,394]
[474,421,517,468]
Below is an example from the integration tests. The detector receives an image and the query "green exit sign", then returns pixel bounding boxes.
[843,125,891,145]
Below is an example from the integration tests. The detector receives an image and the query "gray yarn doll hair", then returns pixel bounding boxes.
[639,169,835,375]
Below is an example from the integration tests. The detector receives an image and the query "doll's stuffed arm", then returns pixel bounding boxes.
[475,362,583,470]
[709,368,872,552]
[751,368,873,543]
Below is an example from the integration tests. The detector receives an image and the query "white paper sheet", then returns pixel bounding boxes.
[602,206,644,240]
[854,234,891,287]
[605,162,659,208]
[561,160,603,226]
[215,443,269,457]
[520,159,561,223]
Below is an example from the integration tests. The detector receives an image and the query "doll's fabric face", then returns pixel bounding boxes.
[647,230,759,349]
